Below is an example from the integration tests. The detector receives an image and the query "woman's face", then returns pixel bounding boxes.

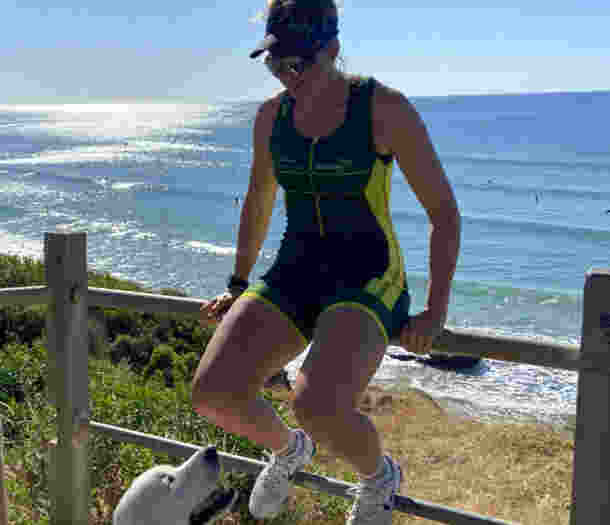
[274,56,322,98]
[268,41,338,100]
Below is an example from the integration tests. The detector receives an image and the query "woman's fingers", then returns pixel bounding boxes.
[200,301,215,316]
[400,326,433,354]
[200,299,219,324]
[199,293,236,325]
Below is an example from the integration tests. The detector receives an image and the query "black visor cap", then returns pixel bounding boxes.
[249,7,338,59]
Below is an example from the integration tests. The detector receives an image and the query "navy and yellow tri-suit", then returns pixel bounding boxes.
[243,76,410,346]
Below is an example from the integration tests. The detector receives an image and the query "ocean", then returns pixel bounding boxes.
[1,89,609,430]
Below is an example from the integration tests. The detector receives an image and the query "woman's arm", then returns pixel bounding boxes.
[233,96,282,281]
[200,96,282,324]
[374,83,461,352]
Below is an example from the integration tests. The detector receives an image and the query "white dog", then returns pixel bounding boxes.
[113,446,238,525]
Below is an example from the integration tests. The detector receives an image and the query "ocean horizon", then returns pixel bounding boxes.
[3,86,609,106]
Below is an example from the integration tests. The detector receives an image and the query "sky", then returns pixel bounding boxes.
[3,1,610,103]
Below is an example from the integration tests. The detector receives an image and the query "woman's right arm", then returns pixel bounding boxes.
[200,96,281,324]
[233,96,281,281]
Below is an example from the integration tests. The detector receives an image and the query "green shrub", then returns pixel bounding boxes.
[0,304,47,347]
[0,252,271,523]
[109,334,137,365]
[144,344,177,387]
[0,254,46,288]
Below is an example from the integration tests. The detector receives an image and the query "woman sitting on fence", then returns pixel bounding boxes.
[193,1,461,523]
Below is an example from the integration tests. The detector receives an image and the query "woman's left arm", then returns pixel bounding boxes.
[375,85,461,353]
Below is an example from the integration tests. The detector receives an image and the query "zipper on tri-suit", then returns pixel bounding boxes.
[308,136,325,237]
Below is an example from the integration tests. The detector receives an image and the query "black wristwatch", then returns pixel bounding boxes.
[227,274,249,295]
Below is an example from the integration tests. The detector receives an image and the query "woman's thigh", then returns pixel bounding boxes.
[292,306,387,411]
[192,295,307,405]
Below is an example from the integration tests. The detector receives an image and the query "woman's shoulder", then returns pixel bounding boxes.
[258,90,291,118]
[368,79,425,153]
[254,90,290,135]
[346,75,414,114]
[370,79,421,127]
[369,78,411,108]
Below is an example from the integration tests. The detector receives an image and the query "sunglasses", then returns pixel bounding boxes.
[264,53,317,77]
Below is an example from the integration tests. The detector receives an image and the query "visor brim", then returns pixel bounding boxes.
[249,34,278,59]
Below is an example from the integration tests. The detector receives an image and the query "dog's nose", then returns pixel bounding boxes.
[204,447,218,461]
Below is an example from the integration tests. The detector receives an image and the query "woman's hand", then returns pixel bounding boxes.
[199,292,239,326]
[400,309,445,354]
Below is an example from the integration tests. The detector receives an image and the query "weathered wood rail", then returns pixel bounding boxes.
[0,232,607,524]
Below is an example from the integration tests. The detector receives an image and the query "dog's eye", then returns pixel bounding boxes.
[160,474,175,489]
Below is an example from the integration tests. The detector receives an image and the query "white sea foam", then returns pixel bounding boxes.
[0,229,43,260]
[0,141,240,167]
[178,127,213,135]
[110,182,146,191]
[0,103,219,115]
[111,182,169,192]
[187,241,236,256]
[0,146,124,166]
[133,232,157,241]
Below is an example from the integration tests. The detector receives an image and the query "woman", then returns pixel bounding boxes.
[193,1,461,523]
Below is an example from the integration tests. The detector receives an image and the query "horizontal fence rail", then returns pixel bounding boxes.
[0,285,600,374]
[0,285,49,306]
[89,421,516,525]
[1,232,608,525]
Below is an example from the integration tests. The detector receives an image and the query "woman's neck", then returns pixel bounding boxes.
[294,71,350,115]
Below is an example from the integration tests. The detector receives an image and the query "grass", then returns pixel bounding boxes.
[268,385,573,525]
[1,354,574,525]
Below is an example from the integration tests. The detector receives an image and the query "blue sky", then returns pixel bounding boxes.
[3,1,610,102]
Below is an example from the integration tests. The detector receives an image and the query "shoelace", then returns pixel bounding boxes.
[346,478,395,519]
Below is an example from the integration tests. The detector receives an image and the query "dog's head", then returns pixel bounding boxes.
[113,446,223,525]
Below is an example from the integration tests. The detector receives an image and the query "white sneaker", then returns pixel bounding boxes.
[248,429,315,519]
[346,455,403,525]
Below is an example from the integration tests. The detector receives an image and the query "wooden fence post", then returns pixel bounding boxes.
[45,232,90,525]
[570,269,610,524]
[0,419,8,525]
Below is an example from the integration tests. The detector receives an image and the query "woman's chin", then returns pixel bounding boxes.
[287,80,305,97]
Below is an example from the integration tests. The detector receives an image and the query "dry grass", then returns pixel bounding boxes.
[3,383,574,525]
[215,384,574,525]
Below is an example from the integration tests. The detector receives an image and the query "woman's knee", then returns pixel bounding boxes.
[192,296,304,412]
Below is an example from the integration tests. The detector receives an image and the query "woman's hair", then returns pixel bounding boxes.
[266,0,339,19]
[265,0,346,72]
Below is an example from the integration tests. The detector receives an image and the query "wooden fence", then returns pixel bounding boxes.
[0,231,608,524]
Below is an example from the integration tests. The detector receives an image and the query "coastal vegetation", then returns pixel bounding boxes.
[0,253,574,524]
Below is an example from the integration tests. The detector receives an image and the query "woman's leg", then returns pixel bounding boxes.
[192,295,307,452]
[291,306,388,477]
